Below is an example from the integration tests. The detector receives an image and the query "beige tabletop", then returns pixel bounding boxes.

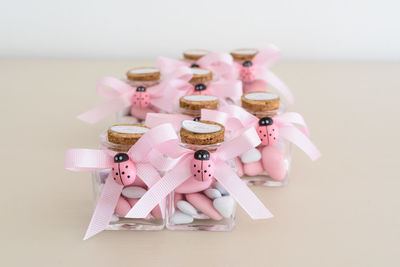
[0,60,399,267]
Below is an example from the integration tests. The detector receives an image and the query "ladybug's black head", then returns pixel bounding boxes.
[259,117,273,126]
[136,86,146,92]
[193,117,201,121]
[114,153,129,163]
[194,83,207,91]
[191,63,200,68]
[242,61,253,67]
[194,150,210,160]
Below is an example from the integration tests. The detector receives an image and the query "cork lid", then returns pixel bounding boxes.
[230,48,259,61]
[126,67,161,82]
[180,120,225,145]
[107,124,150,145]
[179,95,219,111]
[190,68,213,84]
[183,49,210,60]
[241,92,280,112]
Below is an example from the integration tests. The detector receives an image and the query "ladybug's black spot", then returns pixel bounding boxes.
[259,117,273,126]
[127,175,130,178]
[197,170,200,173]
[122,172,125,175]
[191,63,200,68]
[194,174,196,177]
[204,170,207,173]
[115,173,118,175]
[209,174,211,177]
[194,83,207,91]
[114,178,116,180]
[136,86,146,92]
[112,168,114,170]
[126,165,128,168]
[194,164,196,167]
[194,150,210,160]
[242,61,253,67]
[208,164,211,167]
[264,134,266,137]
[114,153,129,163]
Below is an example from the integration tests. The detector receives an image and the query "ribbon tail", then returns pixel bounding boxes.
[275,112,310,137]
[125,156,192,218]
[279,125,321,161]
[261,70,294,104]
[83,177,123,240]
[215,164,273,219]
[77,95,132,124]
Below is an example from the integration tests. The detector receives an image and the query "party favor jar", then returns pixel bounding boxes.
[240,91,291,186]
[231,46,294,105]
[65,123,178,239]
[94,124,164,229]
[167,120,237,230]
[119,67,161,122]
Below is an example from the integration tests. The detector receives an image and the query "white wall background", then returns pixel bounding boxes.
[1,0,399,60]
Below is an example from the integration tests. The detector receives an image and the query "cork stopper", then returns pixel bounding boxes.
[180,120,225,145]
[126,67,161,82]
[230,48,259,61]
[190,68,213,84]
[107,124,150,146]
[179,95,219,111]
[241,92,280,112]
[183,49,210,60]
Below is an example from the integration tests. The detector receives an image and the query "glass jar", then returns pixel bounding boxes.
[93,124,165,230]
[230,48,266,93]
[182,49,210,67]
[239,91,291,187]
[166,120,236,231]
[117,67,161,123]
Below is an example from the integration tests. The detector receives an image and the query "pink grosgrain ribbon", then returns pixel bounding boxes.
[201,105,321,161]
[64,124,178,239]
[77,68,193,124]
[157,52,236,80]
[235,45,294,104]
[125,127,273,219]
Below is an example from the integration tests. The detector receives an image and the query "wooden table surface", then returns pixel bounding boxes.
[0,60,398,267]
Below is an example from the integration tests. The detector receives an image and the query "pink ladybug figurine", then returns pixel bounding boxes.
[191,150,215,182]
[240,61,256,83]
[257,117,279,146]
[131,86,151,108]
[112,153,137,186]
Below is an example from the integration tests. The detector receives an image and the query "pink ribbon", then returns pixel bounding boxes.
[201,105,321,161]
[77,67,193,123]
[65,124,178,239]
[235,45,294,104]
[125,127,273,219]
[157,52,236,80]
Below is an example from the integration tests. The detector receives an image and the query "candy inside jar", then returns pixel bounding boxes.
[239,91,292,187]
[167,120,236,231]
[93,123,165,230]
[118,67,161,123]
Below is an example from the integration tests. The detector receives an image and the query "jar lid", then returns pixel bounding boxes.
[241,91,280,111]
[179,95,219,111]
[230,48,259,61]
[183,49,210,60]
[107,124,150,145]
[126,67,161,82]
[180,120,225,145]
[190,68,213,84]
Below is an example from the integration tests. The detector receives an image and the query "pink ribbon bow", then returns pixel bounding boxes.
[235,45,294,104]
[64,124,178,239]
[125,127,273,220]
[77,67,193,123]
[157,52,236,80]
[201,105,321,161]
